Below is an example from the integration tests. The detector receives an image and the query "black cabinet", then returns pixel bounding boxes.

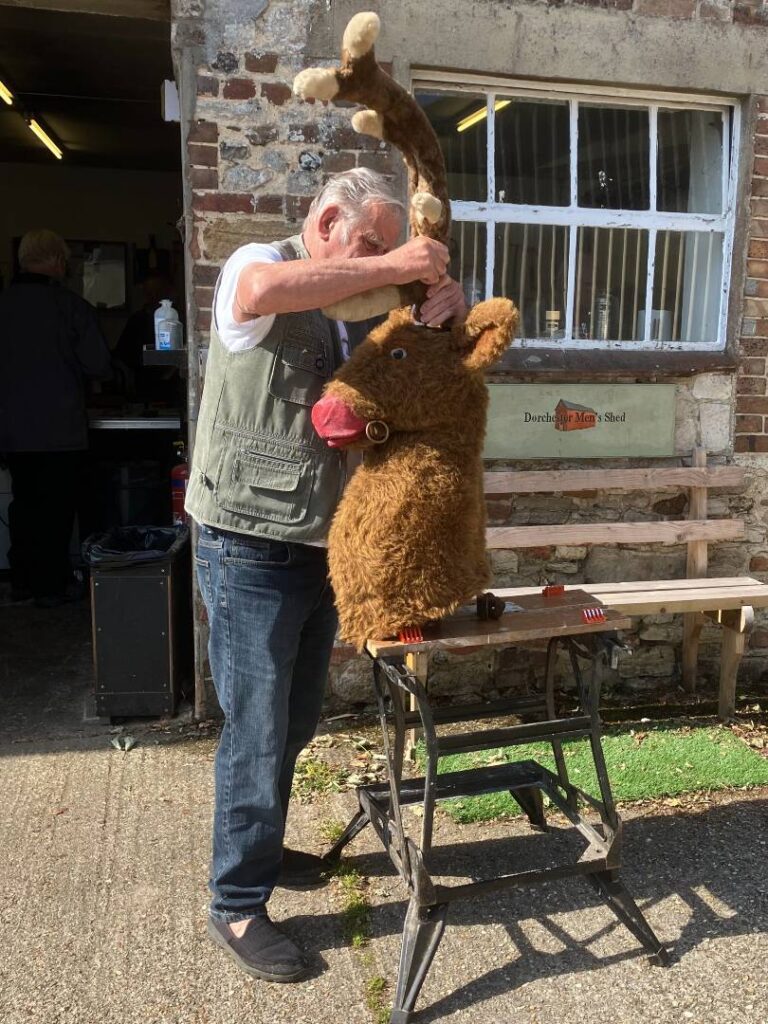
[90,531,191,718]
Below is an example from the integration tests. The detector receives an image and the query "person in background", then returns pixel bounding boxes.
[0,229,112,607]
[113,274,181,405]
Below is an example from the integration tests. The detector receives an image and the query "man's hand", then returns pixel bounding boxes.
[417,275,468,328]
[383,236,449,287]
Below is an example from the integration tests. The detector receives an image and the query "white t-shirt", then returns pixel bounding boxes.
[214,242,283,352]
[214,241,353,356]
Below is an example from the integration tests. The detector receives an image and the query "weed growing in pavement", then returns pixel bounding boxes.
[364,974,389,1024]
[318,818,346,844]
[292,755,347,803]
[332,863,389,1021]
[337,866,371,947]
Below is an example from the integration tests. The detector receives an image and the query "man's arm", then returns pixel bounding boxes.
[234,236,448,323]
[71,298,113,380]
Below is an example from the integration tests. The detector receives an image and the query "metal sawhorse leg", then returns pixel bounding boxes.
[324,630,669,1023]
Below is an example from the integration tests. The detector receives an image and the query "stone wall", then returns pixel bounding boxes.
[173,0,399,342]
[171,0,768,712]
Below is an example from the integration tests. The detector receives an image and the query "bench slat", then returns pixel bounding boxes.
[605,590,766,614]
[484,466,745,495]
[493,577,761,596]
[487,519,744,548]
[492,580,768,615]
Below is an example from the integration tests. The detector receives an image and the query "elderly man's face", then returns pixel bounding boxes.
[329,202,403,260]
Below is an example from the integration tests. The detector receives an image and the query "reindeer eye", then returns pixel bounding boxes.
[390,347,408,360]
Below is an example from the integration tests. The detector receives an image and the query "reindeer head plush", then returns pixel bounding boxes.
[294,12,519,648]
[313,300,518,650]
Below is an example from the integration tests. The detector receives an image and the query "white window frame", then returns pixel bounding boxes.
[412,70,741,352]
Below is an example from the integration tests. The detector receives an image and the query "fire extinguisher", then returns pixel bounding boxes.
[171,441,190,525]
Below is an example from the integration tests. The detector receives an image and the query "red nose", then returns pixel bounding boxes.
[311,395,368,448]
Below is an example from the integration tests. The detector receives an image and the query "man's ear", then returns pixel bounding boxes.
[455,298,519,370]
[317,203,341,241]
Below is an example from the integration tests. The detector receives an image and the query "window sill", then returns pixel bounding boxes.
[489,346,737,381]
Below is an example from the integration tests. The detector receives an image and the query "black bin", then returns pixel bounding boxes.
[83,526,192,718]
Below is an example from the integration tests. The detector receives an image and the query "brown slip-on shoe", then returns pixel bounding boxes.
[207,914,309,983]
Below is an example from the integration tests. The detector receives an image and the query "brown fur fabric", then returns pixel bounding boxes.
[323,299,519,649]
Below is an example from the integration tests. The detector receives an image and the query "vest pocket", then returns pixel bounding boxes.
[216,443,314,524]
[269,333,330,407]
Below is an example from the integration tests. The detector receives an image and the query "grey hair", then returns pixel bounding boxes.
[18,229,70,270]
[304,167,405,239]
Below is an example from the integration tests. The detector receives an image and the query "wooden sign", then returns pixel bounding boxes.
[485,383,676,459]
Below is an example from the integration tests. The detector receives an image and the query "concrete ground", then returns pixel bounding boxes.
[1,589,767,1024]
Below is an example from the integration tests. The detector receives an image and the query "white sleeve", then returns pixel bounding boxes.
[213,243,284,353]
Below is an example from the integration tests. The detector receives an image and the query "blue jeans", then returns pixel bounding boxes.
[195,524,338,921]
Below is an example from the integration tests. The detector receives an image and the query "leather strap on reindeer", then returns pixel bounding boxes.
[293,12,450,322]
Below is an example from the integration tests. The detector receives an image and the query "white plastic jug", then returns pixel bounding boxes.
[154,299,183,350]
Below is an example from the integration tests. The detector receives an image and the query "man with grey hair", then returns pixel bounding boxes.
[0,229,111,606]
[186,168,465,981]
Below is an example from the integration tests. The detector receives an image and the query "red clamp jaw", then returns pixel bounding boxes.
[582,606,607,624]
[397,625,424,644]
[542,584,565,598]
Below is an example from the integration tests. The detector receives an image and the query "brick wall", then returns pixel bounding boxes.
[736,96,768,453]
[185,39,397,336]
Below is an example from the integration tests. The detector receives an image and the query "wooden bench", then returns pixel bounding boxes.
[483,448,768,720]
[333,448,768,721]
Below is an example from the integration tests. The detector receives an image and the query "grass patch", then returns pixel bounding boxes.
[422,723,768,823]
[335,865,371,947]
[364,975,389,1024]
[318,818,346,845]
[332,865,389,1021]
[292,755,346,802]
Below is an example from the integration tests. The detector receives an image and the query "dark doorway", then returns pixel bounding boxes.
[0,2,188,738]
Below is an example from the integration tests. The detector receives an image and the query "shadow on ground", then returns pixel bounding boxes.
[289,793,768,1021]
[0,583,197,755]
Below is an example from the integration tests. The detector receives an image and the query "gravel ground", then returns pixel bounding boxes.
[1,724,766,1024]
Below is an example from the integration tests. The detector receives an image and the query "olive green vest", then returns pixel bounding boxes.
[185,235,370,542]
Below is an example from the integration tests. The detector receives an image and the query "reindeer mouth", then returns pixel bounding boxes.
[312,394,386,449]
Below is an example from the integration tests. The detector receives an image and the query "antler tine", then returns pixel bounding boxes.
[293,12,451,319]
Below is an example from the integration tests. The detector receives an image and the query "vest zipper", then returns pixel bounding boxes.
[327,319,348,505]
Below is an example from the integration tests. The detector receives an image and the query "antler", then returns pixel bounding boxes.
[293,12,450,322]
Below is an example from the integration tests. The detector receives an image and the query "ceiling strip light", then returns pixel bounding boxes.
[0,79,13,105]
[27,118,63,159]
[457,98,512,133]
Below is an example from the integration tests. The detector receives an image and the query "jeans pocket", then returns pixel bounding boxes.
[224,536,292,568]
[194,554,212,605]
[198,525,224,550]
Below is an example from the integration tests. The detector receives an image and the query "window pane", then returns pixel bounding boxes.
[573,228,649,340]
[450,221,487,306]
[578,106,650,210]
[494,224,569,338]
[494,99,569,206]
[650,231,723,342]
[416,91,488,202]
[657,110,723,214]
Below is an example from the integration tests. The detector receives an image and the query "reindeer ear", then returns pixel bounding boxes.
[455,298,519,371]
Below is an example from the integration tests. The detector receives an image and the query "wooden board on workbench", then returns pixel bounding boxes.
[366,590,631,657]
